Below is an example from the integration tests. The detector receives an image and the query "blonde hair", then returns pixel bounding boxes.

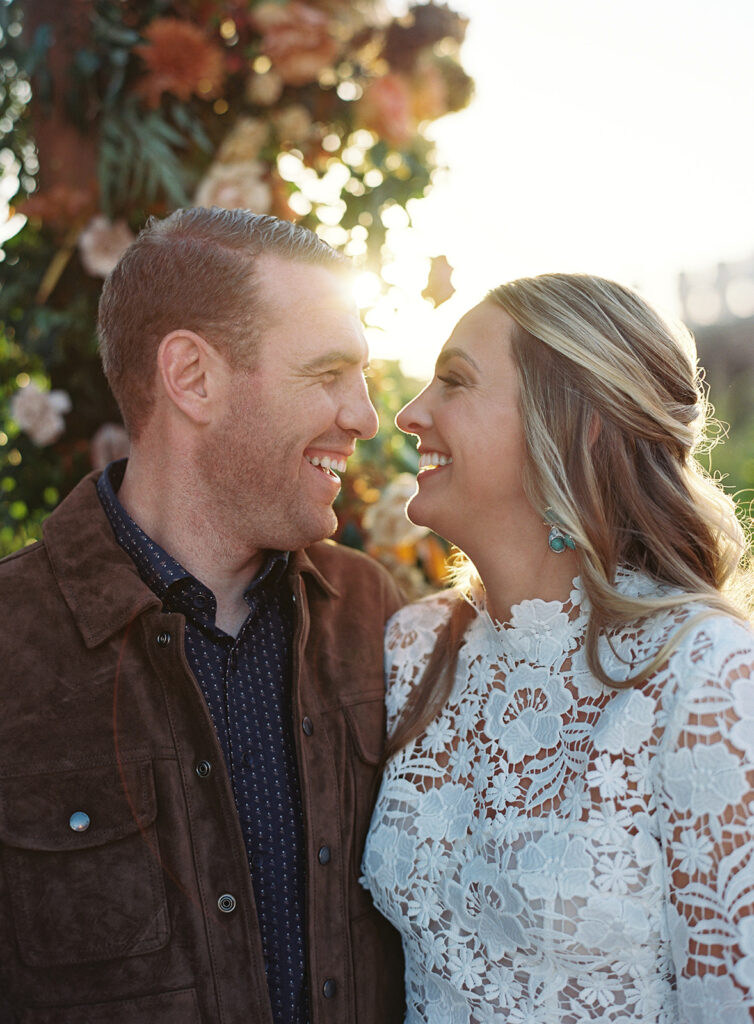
[384,272,751,761]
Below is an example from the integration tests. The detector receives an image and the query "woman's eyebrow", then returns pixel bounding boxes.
[436,347,481,372]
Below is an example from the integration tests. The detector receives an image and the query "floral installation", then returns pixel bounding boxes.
[0,0,473,567]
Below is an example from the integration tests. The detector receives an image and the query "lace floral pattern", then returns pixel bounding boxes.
[362,571,754,1023]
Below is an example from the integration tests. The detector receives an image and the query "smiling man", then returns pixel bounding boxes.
[0,209,405,1023]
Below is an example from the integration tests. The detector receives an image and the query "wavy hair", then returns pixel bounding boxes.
[384,273,751,761]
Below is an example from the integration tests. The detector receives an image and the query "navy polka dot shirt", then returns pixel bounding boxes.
[98,460,308,1024]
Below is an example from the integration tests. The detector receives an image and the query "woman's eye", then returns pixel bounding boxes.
[437,374,463,389]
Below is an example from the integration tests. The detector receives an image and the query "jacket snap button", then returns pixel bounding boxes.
[68,811,90,832]
[302,716,314,736]
[322,978,337,999]
[156,631,171,647]
[318,845,331,865]
[217,893,236,913]
[195,760,212,778]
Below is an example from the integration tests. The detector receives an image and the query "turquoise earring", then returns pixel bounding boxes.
[544,510,576,553]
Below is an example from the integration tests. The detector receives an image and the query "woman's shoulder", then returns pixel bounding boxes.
[665,606,754,685]
[384,587,464,668]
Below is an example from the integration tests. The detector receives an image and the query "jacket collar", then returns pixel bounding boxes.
[43,472,162,649]
[289,545,340,600]
[43,471,339,649]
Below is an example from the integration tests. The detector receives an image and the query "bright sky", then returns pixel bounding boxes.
[366,0,754,378]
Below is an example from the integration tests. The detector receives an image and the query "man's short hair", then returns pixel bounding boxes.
[98,207,344,438]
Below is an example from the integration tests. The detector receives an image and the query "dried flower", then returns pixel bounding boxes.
[78,216,136,278]
[253,2,339,86]
[134,17,226,107]
[363,473,429,549]
[90,423,130,471]
[10,383,72,447]
[410,56,448,122]
[245,68,285,107]
[17,184,97,232]
[195,160,273,213]
[422,255,455,307]
[216,118,270,164]
[357,73,415,147]
[383,3,469,71]
[272,104,314,145]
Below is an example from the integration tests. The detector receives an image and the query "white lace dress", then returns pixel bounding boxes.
[361,571,754,1023]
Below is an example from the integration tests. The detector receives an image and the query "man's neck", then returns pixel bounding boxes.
[117,456,266,636]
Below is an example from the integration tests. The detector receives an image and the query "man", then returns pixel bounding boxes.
[0,209,405,1023]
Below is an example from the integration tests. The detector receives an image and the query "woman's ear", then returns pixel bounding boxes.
[157,330,224,425]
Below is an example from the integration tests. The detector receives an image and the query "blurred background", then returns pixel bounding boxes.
[1,0,753,594]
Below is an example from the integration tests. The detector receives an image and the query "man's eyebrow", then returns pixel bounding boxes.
[301,350,366,373]
[435,347,481,372]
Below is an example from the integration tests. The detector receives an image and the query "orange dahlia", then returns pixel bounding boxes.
[134,17,226,107]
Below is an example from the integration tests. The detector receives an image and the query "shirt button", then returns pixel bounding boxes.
[156,630,171,647]
[252,852,263,870]
[217,893,236,913]
[69,811,90,832]
[192,595,207,609]
[302,716,314,736]
[291,593,297,604]
[242,751,255,768]
[322,978,337,999]
[195,760,212,778]
[318,845,331,865]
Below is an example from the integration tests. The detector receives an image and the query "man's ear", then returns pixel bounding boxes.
[157,330,225,425]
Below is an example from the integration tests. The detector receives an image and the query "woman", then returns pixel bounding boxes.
[361,274,754,1023]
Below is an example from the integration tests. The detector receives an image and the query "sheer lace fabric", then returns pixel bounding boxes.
[361,571,754,1023]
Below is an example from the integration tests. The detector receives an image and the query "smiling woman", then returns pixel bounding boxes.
[362,271,754,1024]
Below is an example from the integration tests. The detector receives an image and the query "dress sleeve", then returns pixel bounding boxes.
[655,616,754,1021]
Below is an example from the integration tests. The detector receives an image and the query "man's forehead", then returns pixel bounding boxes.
[255,253,358,317]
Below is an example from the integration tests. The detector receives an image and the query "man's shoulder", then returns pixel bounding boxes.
[300,539,405,612]
[305,538,388,574]
[0,536,50,584]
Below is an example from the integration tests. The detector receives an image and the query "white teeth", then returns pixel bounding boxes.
[418,452,453,469]
[306,455,347,474]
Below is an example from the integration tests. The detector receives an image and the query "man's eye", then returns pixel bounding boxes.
[437,374,463,389]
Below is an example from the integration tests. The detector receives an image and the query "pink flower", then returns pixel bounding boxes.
[78,216,135,278]
[253,3,339,87]
[357,74,415,148]
[10,382,72,446]
[195,161,272,213]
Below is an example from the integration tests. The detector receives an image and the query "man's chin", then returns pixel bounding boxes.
[277,505,339,552]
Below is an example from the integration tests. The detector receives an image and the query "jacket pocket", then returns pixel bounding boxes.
[20,987,201,1024]
[0,759,169,967]
[343,694,385,767]
[343,695,386,913]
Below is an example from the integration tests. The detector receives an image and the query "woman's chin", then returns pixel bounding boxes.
[406,494,455,545]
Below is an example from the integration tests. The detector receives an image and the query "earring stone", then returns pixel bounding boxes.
[544,509,576,553]
[547,525,576,553]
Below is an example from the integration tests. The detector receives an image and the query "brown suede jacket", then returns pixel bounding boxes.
[0,472,405,1024]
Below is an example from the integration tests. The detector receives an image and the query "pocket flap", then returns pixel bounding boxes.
[0,760,156,851]
[344,696,386,766]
